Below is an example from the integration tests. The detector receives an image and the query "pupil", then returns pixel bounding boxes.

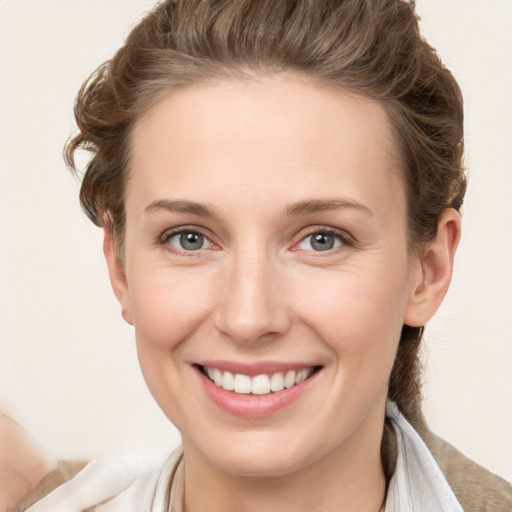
[180,232,204,250]
[312,233,334,251]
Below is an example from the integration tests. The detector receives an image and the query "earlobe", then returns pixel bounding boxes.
[103,228,133,325]
[404,209,462,327]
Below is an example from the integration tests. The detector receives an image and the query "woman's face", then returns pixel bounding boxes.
[110,76,425,477]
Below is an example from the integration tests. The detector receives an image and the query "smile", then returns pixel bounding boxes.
[201,365,317,395]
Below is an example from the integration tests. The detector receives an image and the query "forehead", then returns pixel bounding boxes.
[127,75,404,218]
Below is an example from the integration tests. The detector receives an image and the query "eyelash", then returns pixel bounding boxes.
[157,226,354,255]
[158,226,217,255]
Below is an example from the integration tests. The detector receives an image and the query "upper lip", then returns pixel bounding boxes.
[195,360,321,376]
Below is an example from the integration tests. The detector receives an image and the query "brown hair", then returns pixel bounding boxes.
[65,0,466,423]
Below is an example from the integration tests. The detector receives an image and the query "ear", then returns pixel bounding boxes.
[404,208,461,327]
[103,228,133,325]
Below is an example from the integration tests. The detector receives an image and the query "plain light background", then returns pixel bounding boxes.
[0,0,511,481]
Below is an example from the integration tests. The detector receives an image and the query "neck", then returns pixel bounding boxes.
[181,411,387,512]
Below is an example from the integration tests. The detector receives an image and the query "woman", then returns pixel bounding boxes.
[6,0,511,510]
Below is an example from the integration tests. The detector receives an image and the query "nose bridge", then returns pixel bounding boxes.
[214,244,289,344]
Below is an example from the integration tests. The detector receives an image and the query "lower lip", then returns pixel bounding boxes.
[195,367,319,418]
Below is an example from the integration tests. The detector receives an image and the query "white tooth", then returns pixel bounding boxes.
[296,368,312,384]
[252,374,271,395]
[270,372,284,392]
[213,368,223,387]
[234,374,252,394]
[284,370,296,389]
[222,371,234,391]
[295,369,306,384]
[207,367,215,380]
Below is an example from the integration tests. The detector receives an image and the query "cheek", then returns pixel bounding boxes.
[295,262,411,360]
[127,266,212,351]
[125,266,215,422]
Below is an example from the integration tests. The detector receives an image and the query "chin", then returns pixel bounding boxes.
[212,449,309,478]
[185,427,328,479]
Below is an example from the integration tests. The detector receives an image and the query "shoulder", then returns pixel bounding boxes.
[418,426,512,512]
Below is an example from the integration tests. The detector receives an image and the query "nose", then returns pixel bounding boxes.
[213,250,291,345]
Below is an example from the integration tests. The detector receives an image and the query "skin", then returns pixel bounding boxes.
[105,75,460,512]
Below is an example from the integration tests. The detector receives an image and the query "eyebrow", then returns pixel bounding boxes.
[145,199,219,218]
[145,198,372,218]
[285,199,373,217]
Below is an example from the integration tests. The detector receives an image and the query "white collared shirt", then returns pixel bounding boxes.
[383,402,463,511]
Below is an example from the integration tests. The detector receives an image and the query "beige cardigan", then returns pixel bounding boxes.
[417,425,511,511]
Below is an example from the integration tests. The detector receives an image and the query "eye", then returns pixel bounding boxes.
[297,231,344,252]
[166,231,211,251]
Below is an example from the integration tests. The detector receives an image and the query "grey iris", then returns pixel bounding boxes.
[180,232,204,250]
[311,233,334,251]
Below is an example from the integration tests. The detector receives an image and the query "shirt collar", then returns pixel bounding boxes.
[384,401,463,512]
